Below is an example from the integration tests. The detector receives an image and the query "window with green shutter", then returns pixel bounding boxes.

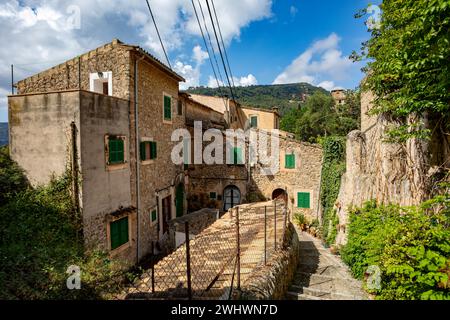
[250,116,258,128]
[210,192,217,199]
[151,210,157,223]
[108,137,125,164]
[140,141,157,161]
[163,95,172,120]
[285,153,295,169]
[232,147,243,165]
[297,192,310,209]
[110,216,129,250]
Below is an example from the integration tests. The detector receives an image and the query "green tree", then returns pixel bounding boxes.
[280,91,360,143]
[354,0,450,139]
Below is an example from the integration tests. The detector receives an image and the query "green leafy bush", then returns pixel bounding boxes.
[293,213,307,227]
[341,197,450,300]
[319,136,346,245]
[0,146,29,205]
[0,171,126,299]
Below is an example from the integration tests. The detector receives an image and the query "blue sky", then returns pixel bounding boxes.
[0,0,377,122]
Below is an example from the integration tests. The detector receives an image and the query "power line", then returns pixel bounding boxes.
[197,0,226,94]
[205,0,236,102]
[191,0,221,91]
[211,0,236,89]
[191,0,228,112]
[145,0,172,69]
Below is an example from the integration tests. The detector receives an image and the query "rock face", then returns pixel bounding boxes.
[334,90,450,245]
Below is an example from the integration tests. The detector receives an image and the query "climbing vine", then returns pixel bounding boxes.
[318,136,346,245]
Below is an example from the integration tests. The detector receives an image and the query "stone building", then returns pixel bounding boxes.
[8,39,323,265]
[9,39,185,264]
[331,89,346,106]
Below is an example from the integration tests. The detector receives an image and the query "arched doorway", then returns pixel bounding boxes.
[175,184,184,217]
[223,185,241,211]
[272,188,287,201]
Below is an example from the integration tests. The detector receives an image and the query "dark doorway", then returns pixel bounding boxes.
[162,195,171,234]
[175,184,184,218]
[223,185,241,211]
[272,188,287,201]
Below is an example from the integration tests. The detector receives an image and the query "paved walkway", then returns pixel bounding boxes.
[121,200,286,300]
[287,229,368,300]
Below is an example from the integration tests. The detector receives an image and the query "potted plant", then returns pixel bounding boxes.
[293,213,307,231]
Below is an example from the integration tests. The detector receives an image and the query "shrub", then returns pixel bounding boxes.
[293,213,307,228]
[341,197,450,300]
[0,172,127,299]
[0,146,29,205]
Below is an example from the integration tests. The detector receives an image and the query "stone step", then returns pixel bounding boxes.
[287,291,325,300]
[289,286,364,300]
[293,272,363,290]
[295,263,351,278]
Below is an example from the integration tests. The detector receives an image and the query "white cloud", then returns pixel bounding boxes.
[317,81,335,91]
[290,6,298,18]
[207,73,258,88]
[273,33,353,90]
[0,0,273,121]
[174,45,209,90]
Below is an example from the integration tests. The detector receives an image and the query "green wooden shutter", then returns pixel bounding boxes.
[285,154,295,169]
[109,138,124,164]
[150,141,157,159]
[250,116,257,128]
[110,217,129,250]
[164,96,172,120]
[151,210,157,222]
[233,147,242,165]
[297,192,310,208]
[139,141,146,161]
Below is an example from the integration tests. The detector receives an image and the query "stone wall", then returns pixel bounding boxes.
[16,39,131,100]
[250,135,323,221]
[129,51,185,260]
[334,89,450,245]
[239,223,300,300]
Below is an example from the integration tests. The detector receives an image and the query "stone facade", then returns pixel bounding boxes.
[250,135,323,222]
[9,39,324,267]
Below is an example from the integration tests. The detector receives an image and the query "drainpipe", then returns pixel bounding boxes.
[134,53,145,263]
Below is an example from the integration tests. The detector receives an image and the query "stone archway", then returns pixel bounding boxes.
[223,185,241,211]
[272,188,287,201]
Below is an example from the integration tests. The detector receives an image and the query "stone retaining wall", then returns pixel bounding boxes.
[239,223,300,300]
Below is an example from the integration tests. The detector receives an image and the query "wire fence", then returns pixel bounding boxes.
[122,197,288,300]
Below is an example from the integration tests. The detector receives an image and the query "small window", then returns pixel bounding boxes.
[231,147,243,165]
[110,216,129,250]
[163,95,172,121]
[90,71,112,96]
[285,153,295,169]
[250,116,258,128]
[177,100,183,116]
[210,192,217,199]
[108,136,125,165]
[140,141,157,161]
[297,192,310,209]
[151,209,157,223]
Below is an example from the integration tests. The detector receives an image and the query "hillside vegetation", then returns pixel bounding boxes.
[0,147,126,299]
[185,82,328,115]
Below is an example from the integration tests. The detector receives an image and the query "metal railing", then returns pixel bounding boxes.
[122,198,288,300]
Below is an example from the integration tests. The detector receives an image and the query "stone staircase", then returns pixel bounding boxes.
[287,231,368,300]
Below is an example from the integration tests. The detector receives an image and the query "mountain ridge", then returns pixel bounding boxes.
[185,82,329,115]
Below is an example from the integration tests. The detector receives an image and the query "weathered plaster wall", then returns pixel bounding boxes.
[8,90,81,186]
[79,91,135,262]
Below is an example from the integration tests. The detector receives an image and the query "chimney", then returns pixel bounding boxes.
[272,106,279,113]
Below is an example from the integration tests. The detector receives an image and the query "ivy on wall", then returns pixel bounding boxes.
[319,136,346,245]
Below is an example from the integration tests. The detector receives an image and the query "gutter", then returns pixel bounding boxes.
[134,53,146,263]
